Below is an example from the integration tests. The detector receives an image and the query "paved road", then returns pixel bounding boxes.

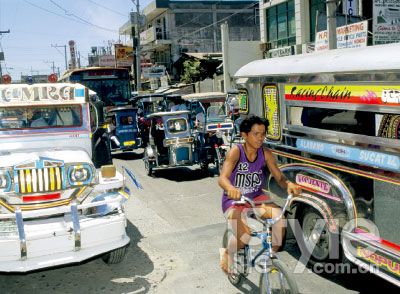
[0,149,398,293]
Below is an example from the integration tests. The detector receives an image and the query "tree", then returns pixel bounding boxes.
[181,59,201,83]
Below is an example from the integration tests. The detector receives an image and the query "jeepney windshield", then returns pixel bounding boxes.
[207,104,226,120]
[0,105,82,130]
[167,118,187,133]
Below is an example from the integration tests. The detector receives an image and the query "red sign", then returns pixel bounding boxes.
[48,73,58,83]
[2,74,11,84]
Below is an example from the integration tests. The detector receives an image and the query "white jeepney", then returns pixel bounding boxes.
[0,83,130,272]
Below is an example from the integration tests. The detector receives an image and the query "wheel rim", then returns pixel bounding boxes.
[302,211,330,261]
[265,268,291,294]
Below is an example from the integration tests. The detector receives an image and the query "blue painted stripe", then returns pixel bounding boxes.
[296,138,400,172]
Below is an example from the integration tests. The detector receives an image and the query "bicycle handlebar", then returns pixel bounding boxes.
[234,194,294,225]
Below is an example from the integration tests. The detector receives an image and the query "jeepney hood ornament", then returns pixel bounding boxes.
[0,149,92,168]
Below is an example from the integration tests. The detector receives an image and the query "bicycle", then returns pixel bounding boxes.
[222,194,299,294]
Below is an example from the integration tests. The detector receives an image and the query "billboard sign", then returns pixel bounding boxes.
[315,20,368,51]
[99,54,116,67]
[373,0,400,44]
[114,44,134,67]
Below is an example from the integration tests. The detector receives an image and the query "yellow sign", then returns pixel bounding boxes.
[285,84,400,106]
[263,85,281,141]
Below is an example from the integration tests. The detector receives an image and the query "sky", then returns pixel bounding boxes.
[0,0,152,81]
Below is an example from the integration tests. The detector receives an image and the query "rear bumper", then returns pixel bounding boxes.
[0,196,129,272]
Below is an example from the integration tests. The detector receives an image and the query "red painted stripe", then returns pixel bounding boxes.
[22,192,61,202]
[355,227,400,252]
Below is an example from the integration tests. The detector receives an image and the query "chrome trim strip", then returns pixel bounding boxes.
[70,202,81,251]
[342,231,400,287]
[15,209,27,260]
[285,125,399,150]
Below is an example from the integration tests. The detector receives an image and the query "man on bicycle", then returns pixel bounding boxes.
[219,115,301,274]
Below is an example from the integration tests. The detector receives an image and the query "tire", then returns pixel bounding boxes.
[259,258,298,294]
[144,158,153,176]
[200,161,209,174]
[102,246,127,264]
[93,131,113,168]
[222,229,244,287]
[295,206,345,266]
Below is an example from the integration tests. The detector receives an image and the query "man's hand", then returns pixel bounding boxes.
[227,187,241,200]
[287,182,302,196]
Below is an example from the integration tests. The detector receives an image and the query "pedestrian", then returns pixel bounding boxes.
[218,115,301,274]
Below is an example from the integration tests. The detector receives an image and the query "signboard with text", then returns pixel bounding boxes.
[284,84,400,107]
[315,20,368,51]
[373,0,400,44]
[114,44,134,67]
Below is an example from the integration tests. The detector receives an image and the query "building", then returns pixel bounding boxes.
[120,0,260,80]
[258,0,398,58]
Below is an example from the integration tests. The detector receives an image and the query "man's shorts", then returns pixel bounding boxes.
[223,194,271,218]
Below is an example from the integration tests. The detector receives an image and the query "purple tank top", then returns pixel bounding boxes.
[221,144,266,213]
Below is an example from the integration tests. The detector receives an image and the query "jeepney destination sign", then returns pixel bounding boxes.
[285,84,400,106]
[0,84,86,105]
[296,138,400,172]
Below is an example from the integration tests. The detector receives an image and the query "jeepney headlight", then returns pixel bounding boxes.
[0,170,12,192]
[67,164,93,186]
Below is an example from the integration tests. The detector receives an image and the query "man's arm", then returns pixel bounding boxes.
[218,145,241,200]
[264,148,301,195]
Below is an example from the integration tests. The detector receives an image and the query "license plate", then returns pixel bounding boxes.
[123,140,135,146]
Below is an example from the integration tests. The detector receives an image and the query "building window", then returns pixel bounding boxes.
[309,0,327,42]
[266,0,295,48]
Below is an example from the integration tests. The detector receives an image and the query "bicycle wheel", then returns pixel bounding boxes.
[222,229,244,286]
[259,258,298,294]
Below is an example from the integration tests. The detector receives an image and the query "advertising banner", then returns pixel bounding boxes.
[315,20,368,51]
[373,0,400,44]
[285,84,400,107]
[114,44,134,67]
[99,54,116,67]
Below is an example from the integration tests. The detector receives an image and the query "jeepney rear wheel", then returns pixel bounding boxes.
[102,246,127,264]
[295,206,346,269]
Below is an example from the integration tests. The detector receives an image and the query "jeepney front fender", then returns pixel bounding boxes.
[268,163,357,229]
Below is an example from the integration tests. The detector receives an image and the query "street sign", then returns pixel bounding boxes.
[48,73,58,83]
[2,74,11,84]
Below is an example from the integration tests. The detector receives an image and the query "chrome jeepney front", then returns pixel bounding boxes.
[0,192,128,270]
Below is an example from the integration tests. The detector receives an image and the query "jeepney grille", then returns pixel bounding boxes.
[16,167,64,194]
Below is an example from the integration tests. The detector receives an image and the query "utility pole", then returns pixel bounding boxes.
[0,29,10,83]
[131,0,141,92]
[51,44,68,70]
[44,60,56,73]
[327,0,338,50]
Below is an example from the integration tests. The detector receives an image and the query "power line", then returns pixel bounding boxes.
[86,0,126,17]
[49,0,118,33]
[22,0,118,33]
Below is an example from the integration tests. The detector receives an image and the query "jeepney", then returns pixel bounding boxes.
[0,83,131,272]
[234,43,400,286]
[182,92,233,173]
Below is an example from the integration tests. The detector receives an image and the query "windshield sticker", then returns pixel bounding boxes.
[263,85,281,141]
[296,138,400,172]
[238,89,249,114]
[285,84,400,107]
